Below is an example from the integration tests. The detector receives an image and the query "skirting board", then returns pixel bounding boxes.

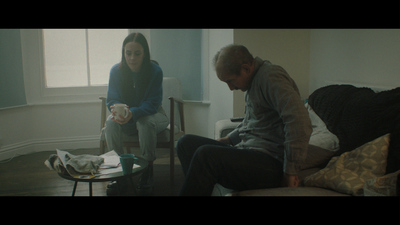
[0,135,100,161]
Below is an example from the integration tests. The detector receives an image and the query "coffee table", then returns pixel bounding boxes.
[57,156,148,196]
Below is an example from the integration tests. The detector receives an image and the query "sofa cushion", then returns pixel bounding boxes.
[306,103,339,151]
[301,145,336,170]
[236,187,348,196]
[386,116,400,174]
[304,133,390,196]
[211,168,322,196]
[363,169,400,196]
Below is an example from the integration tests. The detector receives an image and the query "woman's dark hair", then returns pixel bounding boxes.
[118,32,156,100]
[119,32,152,76]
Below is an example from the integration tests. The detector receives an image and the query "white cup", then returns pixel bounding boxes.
[113,104,129,121]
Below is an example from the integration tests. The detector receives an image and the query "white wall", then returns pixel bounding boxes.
[233,29,311,117]
[0,29,234,160]
[0,29,108,160]
[183,29,234,139]
[206,29,234,137]
[309,29,400,93]
[0,103,103,160]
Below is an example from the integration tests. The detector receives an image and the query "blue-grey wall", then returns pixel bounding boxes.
[150,29,202,101]
[0,29,27,108]
[0,29,203,109]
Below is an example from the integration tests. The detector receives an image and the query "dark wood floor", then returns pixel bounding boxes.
[0,148,184,196]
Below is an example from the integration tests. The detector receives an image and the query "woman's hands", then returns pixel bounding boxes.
[110,105,133,125]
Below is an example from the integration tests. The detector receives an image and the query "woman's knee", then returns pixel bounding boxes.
[136,115,156,130]
[104,116,120,134]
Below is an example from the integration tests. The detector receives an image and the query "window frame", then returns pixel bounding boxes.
[21,29,122,104]
[41,29,131,95]
[20,29,209,105]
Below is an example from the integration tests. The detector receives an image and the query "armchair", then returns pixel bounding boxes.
[99,77,185,185]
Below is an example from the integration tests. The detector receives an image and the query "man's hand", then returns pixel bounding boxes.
[281,174,300,187]
[110,105,133,125]
[216,136,232,145]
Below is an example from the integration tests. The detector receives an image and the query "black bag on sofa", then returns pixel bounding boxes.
[308,85,400,174]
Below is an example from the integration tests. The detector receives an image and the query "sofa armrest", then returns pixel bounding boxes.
[215,119,241,139]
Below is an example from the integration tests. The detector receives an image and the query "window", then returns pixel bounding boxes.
[42,29,128,88]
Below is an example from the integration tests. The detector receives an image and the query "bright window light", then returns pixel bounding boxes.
[42,29,128,88]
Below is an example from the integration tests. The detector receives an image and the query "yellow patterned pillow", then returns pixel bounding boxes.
[304,133,390,196]
[363,170,400,196]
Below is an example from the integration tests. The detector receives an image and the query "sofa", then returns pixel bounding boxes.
[213,84,400,196]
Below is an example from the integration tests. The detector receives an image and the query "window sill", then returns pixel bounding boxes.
[183,100,211,105]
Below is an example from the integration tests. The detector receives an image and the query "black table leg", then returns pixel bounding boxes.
[89,182,93,196]
[129,177,137,195]
[72,181,78,196]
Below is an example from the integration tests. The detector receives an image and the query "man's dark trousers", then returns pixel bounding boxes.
[177,134,283,196]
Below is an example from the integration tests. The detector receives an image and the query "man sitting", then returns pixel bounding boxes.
[177,44,312,196]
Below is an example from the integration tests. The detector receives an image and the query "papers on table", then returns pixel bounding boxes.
[55,149,140,177]
[99,150,120,169]
[97,150,140,175]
